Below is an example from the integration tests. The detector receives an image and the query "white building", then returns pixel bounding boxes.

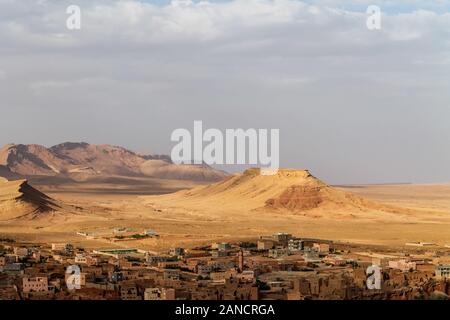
[436,265,450,280]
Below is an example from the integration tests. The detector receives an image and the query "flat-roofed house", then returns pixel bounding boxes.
[22,277,48,293]
[436,265,450,280]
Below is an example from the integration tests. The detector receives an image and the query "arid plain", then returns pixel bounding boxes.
[1,143,450,251]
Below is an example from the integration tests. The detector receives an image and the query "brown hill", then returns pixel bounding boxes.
[0,142,226,182]
[0,144,69,176]
[0,177,61,220]
[149,168,402,214]
[49,142,142,177]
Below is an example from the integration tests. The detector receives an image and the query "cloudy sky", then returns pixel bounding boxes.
[0,0,449,184]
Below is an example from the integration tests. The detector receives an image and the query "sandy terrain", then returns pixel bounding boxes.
[339,183,450,213]
[1,169,450,251]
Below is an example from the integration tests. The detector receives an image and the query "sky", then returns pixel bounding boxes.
[0,0,449,184]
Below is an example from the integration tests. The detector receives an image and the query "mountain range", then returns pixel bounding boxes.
[0,142,226,182]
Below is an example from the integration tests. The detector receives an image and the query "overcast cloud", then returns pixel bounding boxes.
[0,0,449,184]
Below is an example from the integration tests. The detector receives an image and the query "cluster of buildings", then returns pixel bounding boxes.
[1,233,450,300]
[76,228,159,241]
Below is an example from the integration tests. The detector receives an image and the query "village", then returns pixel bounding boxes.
[1,233,450,300]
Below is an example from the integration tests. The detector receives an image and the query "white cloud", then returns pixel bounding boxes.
[0,0,449,183]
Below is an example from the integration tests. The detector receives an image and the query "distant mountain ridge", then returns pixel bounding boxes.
[0,142,226,182]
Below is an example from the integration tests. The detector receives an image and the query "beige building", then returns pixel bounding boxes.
[435,265,450,280]
[13,247,30,258]
[144,287,176,300]
[237,270,255,283]
[120,285,141,300]
[388,259,416,272]
[51,243,72,252]
[313,243,330,254]
[258,240,275,250]
[22,277,48,293]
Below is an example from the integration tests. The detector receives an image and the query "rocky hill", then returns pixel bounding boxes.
[0,142,226,182]
[150,168,403,214]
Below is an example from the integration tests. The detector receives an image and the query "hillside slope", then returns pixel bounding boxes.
[0,142,226,182]
[147,168,406,214]
[0,178,62,220]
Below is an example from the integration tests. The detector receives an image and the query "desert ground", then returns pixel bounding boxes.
[1,168,450,252]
